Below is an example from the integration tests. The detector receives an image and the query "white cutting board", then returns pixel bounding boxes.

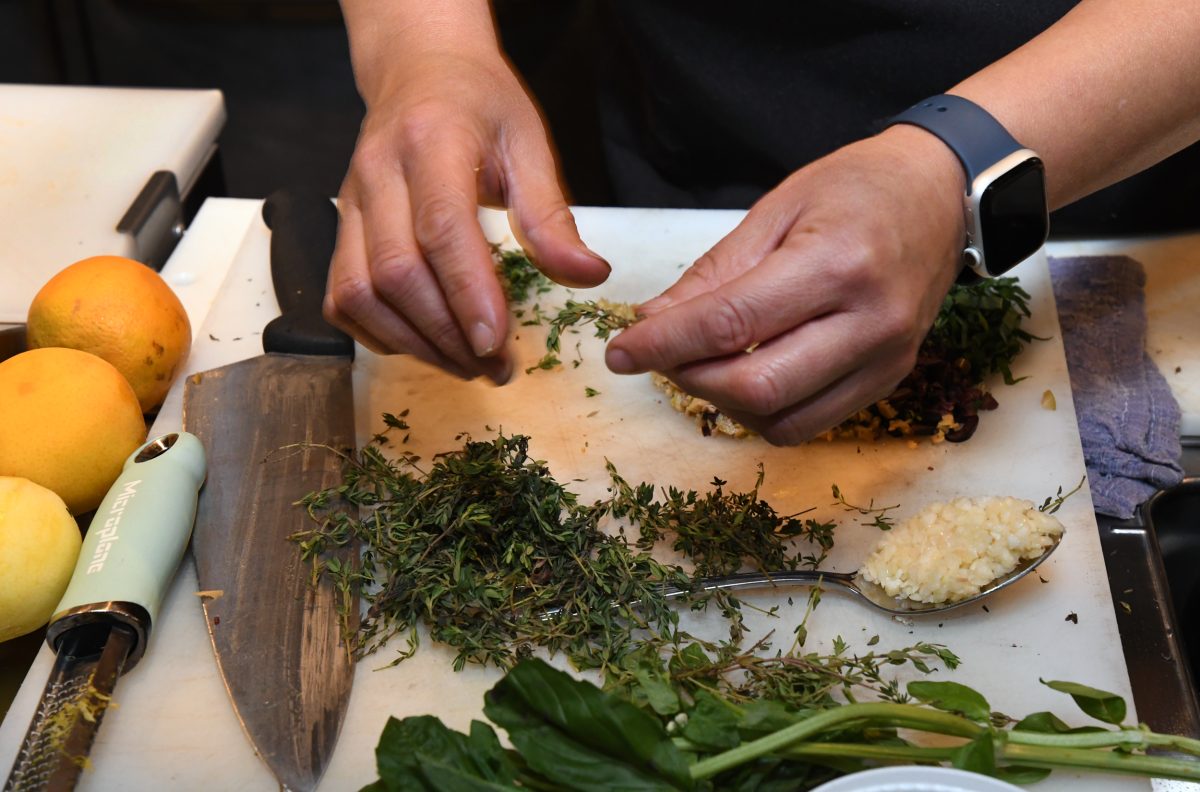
[0,84,225,324]
[1047,233,1200,438]
[0,203,1147,790]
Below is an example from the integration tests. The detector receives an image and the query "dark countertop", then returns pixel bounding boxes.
[1098,444,1200,740]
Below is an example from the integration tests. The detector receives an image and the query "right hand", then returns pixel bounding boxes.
[324,47,610,383]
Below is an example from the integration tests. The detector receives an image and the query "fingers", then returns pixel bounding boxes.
[503,130,611,289]
[723,364,907,446]
[326,174,512,383]
[635,190,799,317]
[605,236,855,375]
[659,308,916,439]
[403,128,512,360]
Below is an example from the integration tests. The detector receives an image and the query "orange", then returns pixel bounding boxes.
[0,476,82,642]
[26,255,192,413]
[0,348,146,515]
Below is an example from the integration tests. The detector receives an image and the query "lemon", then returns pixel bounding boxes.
[27,255,192,413]
[0,477,82,642]
[0,348,146,515]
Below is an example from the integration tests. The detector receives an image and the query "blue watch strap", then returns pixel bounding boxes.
[887,94,1022,193]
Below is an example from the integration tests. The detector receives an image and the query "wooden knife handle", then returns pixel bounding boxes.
[261,189,354,358]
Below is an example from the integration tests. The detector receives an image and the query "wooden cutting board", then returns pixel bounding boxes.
[0,202,1145,790]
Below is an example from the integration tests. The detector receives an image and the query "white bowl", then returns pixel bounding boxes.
[810,766,1024,792]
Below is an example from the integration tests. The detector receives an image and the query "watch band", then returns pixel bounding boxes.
[887,94,1023,194]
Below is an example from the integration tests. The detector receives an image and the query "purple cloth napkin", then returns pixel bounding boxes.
[1048,255,1183,519]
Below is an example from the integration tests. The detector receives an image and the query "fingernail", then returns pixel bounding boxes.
[586,249,611,271]
[469,322,497,357]
[638,295,672,316]
[492,357,514,386]
[606,347,637,374]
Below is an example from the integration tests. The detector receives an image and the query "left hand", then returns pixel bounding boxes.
[604,126,968,445]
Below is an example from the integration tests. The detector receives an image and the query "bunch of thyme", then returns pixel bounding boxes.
[605,607,961,718]
[610,463,835,577]
[293,417,837,675]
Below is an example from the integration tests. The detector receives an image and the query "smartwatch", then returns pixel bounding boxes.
[887,94,1049,283]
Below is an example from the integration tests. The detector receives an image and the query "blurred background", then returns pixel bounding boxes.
[3,0,1200,234]
[0,0,611,203]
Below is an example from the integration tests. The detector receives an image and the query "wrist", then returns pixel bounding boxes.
[875,124,968,283]
[885,95,1049,280]
[341,1,501,102]
[877,123,967,196]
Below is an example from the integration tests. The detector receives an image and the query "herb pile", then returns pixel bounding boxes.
[856,278,1041,442]
[295,417,1196,789]
[365,658,1200,790]
[785,279,1041,443]
[497,243,1040,443]
[293,419,836,673]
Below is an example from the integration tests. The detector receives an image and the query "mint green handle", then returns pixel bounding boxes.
[53,432,207,625]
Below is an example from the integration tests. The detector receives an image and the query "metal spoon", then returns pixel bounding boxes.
[654,531,1064,617]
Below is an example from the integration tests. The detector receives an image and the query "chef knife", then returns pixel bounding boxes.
[182,190,357,792]
[5,432,207,791]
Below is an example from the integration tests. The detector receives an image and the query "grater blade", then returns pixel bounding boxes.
[4,623,136,792]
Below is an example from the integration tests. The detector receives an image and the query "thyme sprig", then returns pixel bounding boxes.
[528,300,638,373]
[830,484,899,531]
[1039,476,1087,514]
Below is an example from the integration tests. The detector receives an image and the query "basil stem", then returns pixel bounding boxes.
[689,702,980,779]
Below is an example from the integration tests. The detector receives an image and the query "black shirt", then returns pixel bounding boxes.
[502,0,1200,235]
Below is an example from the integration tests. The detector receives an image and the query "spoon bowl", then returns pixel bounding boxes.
[664,530,1064,617]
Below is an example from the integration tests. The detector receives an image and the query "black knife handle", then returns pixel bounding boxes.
[261,189,354,357]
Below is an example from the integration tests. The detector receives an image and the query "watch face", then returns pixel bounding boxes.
[978,157,1048,275]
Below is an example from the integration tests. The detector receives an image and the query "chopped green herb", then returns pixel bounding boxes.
[294,418,835,675]
[493,245,552,303]
[530,300,638,372]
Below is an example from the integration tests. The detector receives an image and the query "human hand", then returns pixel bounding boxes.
[325,45,610,383]
[605,126,967,444]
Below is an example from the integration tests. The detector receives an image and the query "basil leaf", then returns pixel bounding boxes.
[635,668,682,716]
[504,725,685,791]
[1014,711,1072,733]
[1041,680,1127,725]
[682,691,741,750]
[951,731,996,775]
[738,700,800,735]
[994,765,1052,784]
[716,758,838,791]
[372,716,520,791]
[417,761,523,791]
[907,681,992,721]
[1014,711,1104,735]
[484,659,693,790]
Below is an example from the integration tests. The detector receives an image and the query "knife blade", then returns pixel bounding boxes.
[182,190,357,792]
[5,432,207,791]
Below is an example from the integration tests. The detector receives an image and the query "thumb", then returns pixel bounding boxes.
[504,135,610,288]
